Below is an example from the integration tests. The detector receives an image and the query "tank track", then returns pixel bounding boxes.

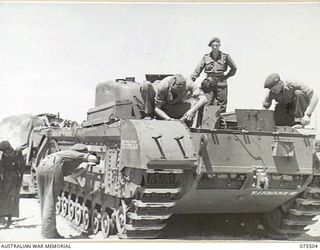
[56,168,188,239]
[56,192,88,234]
[116,169,186,239]
[263,186,320,239]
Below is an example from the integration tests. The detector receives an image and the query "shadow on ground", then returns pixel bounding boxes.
[160,214,320,241]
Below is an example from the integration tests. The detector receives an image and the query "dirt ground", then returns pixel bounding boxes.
[1,198,320,242]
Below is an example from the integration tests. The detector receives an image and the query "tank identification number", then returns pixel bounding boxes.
[250,190,298,196]
[147,173,175,185]
[121,140,138,150]
[300,243,318,249]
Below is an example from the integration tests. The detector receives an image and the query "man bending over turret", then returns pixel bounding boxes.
[140,74,208,125]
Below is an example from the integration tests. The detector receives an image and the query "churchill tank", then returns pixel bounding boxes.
[29,75,320,239]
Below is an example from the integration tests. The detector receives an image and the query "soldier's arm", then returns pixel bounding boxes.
[297,83,319,117]
[225,54,237,79]
[262,91,273,109]
[181,95,208,122]
[154,107,173,120]
[58,150,87,161]
[190,83,208,112]
[301,91,319,126]
[301,87,319,126]
[190,56,205,81]
[59,150,97,164]
[191,95,208,113]
[305,91,319,117]
[59,150,98,176]
[181,83,208,121]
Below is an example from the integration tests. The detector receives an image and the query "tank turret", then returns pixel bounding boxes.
[95,78,141,107]
[85,78,143,127]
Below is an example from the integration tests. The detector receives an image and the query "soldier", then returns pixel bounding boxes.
[190,37,237,113]
[263,73,319,126]
[140,74,208,125]
[36,143,98,239]
[0,141,24,229]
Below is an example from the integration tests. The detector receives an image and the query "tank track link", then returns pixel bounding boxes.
[282,187,320,234]
[56,169,188,239]
[263,187,320,239]
[56,192,91,233]
[116,169,186,239]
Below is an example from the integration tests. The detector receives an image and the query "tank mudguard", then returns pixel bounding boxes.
[119,119,196,170]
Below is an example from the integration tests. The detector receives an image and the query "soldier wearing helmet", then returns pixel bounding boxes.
[190,37,237,113]
[36,143,98,238]
[263,73,319,126]
[140,74,208,125]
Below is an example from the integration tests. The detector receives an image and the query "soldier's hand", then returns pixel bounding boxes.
[87,154,99,163]
[180,116,186,122]
[165,117,175,121]
[182,109,196,122]
[301,114,311,126]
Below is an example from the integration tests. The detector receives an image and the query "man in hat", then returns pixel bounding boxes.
[36,143,98,239]
[263,73,319,126]
[190,37,237,113]
[0,141,24,229]
[140,74,207,124]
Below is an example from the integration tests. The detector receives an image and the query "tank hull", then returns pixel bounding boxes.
[28,78,320,239]
[33,119,320,239]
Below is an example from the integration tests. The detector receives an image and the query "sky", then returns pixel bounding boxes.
[0,2,320,128]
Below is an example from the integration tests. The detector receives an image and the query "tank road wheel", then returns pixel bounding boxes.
[91,209,101,235]
[243,219,261,234]
[61,197,69,217]
[82,205,91,231]
[67,200,75,221]
[101,212,112,238]
[56,196,62,215]
[263,208,283,232]
[74,203,83,226]
[262,208,289,240]
[116,202,127,237]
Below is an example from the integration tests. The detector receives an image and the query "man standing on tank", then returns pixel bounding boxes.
[140,74,208,125]
[190,37,237,113]
[36,143,98,239]
[263,73,319,126]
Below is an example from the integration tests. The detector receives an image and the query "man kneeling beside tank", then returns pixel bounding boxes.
[140,74,208,126]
